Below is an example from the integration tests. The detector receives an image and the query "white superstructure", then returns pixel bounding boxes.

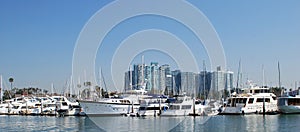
[220,86,278,115]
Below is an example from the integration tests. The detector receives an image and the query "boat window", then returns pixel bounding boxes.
[139,107,146,110]
[288,98,300,105]
[237,98,246,103]
[243,98,247,103]
[182,105,192,109]
[146,107,160,110]
[248,98,254,104]
[232,98,236,107]
[256,98,269,102]
[256,98,263,102]
[227,99,231,107]
[73,105,80,108]
[254,90,260,93]
[169,105,180,110]
[62,102,68,106]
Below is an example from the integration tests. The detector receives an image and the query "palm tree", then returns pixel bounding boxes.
[9,77,13,90]
[8,77,14,98]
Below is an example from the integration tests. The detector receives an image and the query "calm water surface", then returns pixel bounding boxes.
[0,115,300,131]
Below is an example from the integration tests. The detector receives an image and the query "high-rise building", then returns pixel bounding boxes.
[150,62,159,93]
[124,64,233,98]
[144,65,151,91]
[180,72,196,96]
[132,64,146,89]
[164,65,172,95]
[124,71,130,91]
[171,70,181,95]
[211,66,234,99]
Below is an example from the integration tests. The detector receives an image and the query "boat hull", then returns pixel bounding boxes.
[79,100,139,116]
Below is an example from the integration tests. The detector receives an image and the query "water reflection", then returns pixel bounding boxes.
[1,115,300,131]
[88,116,185,131]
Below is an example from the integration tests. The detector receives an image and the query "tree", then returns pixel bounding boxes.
[8,77,14,98]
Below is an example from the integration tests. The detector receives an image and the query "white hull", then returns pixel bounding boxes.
[79,100,139,116]
[278,105,300,114]
[278,97,300,114]
[161,109,191,116]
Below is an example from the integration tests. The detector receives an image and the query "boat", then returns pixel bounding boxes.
[79,95,137,116]
[220,85,278,115]
[278,89,300,114]
[0,103,13,115]
[160,96,206,116]
[78,93,150,116]
[54,96,83,116]
[137,97,169,116]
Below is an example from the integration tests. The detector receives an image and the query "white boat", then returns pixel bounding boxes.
[278,90,300,114]
[137,98,169,116]
[220,86,278,115]
[54,96,83,116]
[42,103,57,115]
[0,103,13,114]
[78,88,153,116]
[79,95,139,116]
[160,96,206,116]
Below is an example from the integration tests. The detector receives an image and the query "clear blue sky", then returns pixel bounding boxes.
[1,0,300,93]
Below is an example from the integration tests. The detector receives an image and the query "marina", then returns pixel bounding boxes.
[1,0,300,131]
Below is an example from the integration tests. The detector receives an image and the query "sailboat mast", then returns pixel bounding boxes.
[0,75,3,103]
[203,60,206,99]
[51,83,54,96]
[278,62,281,88]
[262,65,265,87]
[141,55,144,89]
[98,67,101,88]
[101,69,108,92]
[70,75,73,97]
[129,65,133,91]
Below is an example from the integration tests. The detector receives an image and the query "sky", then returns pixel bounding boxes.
[1,0,300,93]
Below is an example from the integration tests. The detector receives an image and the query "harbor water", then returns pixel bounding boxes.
[0,114,300,131]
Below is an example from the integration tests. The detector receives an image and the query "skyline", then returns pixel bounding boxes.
[1,1,300,92]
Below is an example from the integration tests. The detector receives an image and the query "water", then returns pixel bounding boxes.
[0,115,299,131]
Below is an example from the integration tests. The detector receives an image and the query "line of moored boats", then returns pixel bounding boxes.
[0,95,85,116]
[1,83,300,117]
[78,83,300,117]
